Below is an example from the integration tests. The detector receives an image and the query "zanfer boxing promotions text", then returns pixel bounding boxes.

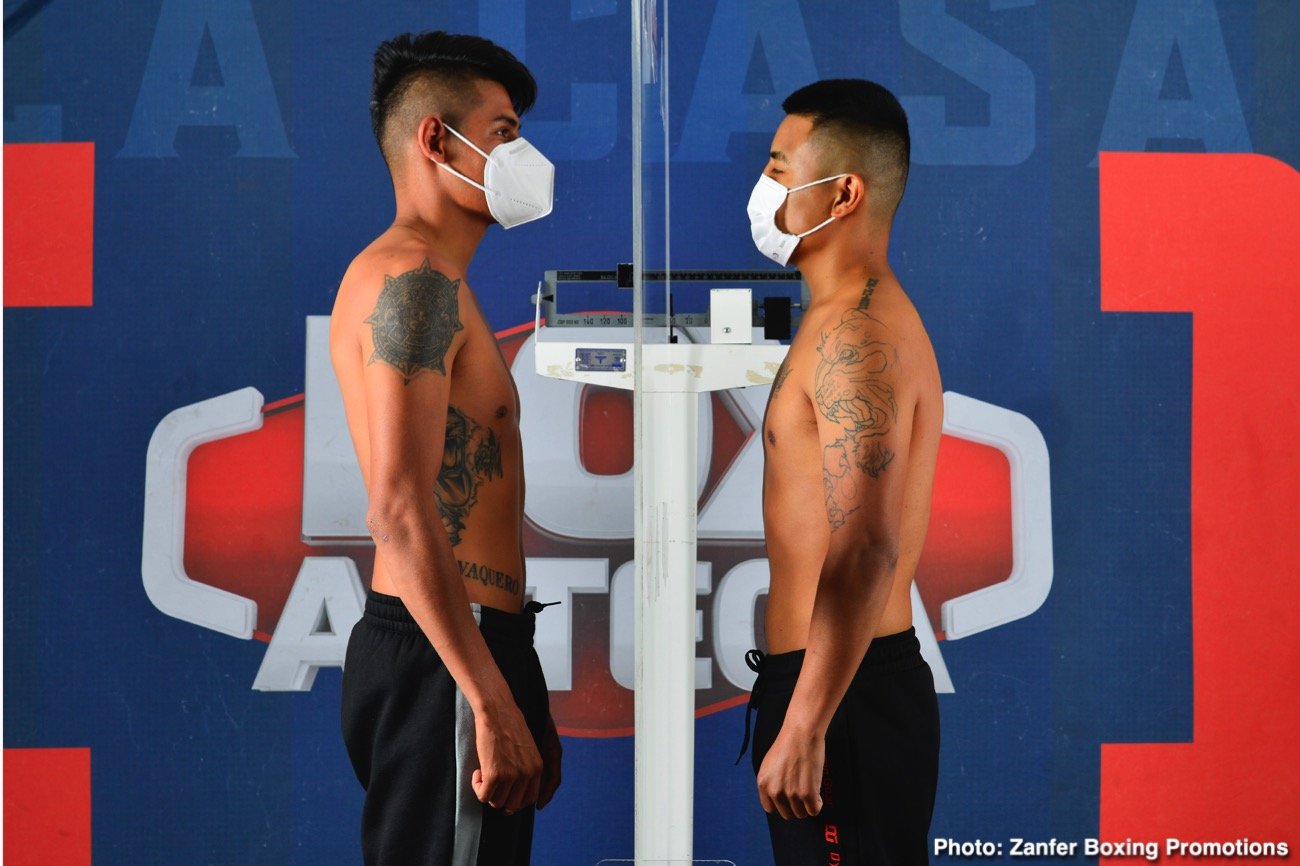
[934,837,1290,860]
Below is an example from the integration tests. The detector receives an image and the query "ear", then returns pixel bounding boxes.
[418,115,448,163]
[830,173,867,219]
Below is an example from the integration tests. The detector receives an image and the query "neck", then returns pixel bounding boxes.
[391,179,489,273]
[798,225,893,304]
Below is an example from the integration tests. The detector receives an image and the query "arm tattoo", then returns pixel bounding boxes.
[814,279,897,530]
[769,360,793,399]
[364,260,464,384]
[436,405,504,545]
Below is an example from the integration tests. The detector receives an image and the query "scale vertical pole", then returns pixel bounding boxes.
[630,2,674,859]
[635,389,697,864]
[532,334,790,864]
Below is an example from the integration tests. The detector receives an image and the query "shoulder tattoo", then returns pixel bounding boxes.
[814,279,898,529]
[364,260,464,384]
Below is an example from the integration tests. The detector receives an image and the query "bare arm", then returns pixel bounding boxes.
[757,282,911,819]
[358,259,541,812]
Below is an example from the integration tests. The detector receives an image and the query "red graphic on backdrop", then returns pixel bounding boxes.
[180,325,1015,735]
[3,143,95,308]
[1099,153,1300,850]
[3,747,92,866]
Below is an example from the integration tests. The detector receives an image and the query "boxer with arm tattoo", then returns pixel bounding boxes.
[744,79,942,865]
[331,31,560,866]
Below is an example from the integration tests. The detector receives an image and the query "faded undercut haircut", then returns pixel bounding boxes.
[782,79,911,223]
[370,31,537,170]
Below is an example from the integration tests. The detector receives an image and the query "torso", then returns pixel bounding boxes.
[330,234,526,612]
[761,277,942,652]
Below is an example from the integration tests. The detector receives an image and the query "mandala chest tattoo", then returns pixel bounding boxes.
[365,261,464,383]
[436,405,505,546]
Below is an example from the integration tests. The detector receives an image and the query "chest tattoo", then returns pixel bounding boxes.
[435,405,504,545]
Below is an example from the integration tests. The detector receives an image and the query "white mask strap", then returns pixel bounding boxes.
[795,215,837,238]
[442,123,491,161]
[787,173,847,237]
[434,123,489,192]
[788,172,849,194]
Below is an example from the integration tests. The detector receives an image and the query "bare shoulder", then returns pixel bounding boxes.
[336,235,460,313]
[822,278,935,384]
[808,276,939,439]
[331,234,468,384]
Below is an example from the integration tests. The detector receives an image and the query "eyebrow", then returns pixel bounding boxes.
[769,149,789,163]
[494,115,520,129]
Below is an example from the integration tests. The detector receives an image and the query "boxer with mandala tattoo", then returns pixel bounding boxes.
[330,31,560,866]
[740,80,943,866]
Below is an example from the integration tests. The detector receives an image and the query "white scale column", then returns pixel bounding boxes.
[535,336,787,863]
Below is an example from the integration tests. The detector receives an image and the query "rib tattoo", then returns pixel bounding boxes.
[436,405,504,545]
[814,279,897,530]
[365,260,464,384]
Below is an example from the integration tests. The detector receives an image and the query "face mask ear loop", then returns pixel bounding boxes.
[434,160,488,193]
[795,215,836,238]
[441,122,492,161]
[434,123,491,192]
[786,173,848,238]
[788,172,850,194]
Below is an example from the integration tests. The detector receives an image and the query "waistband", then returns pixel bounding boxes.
[362,590,542,646]
[735,627,923,765]
[751,626,924,682]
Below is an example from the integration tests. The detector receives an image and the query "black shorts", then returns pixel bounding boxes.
[746,628,940,866]
[341,591,551,866]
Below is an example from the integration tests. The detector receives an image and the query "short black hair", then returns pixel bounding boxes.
[782,79,911,220]
[370,31,536,164]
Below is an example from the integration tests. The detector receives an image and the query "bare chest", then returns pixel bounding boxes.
[449,320,521,436]
[762,341,821,457]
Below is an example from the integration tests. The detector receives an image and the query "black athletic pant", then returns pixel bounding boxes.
[341,591,551,866]
[745,628,940,866]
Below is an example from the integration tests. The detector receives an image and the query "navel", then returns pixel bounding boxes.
[495,405,508,419]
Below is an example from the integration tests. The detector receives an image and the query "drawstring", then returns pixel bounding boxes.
[734,649,767,765]
[524,600,561,614]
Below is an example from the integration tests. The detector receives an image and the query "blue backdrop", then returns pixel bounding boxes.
[5,1,1297,863]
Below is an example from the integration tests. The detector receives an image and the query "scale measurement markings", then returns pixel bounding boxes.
[550,313,712,328]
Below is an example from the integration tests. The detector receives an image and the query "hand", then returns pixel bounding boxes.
[537,713,563,810]
[756,726,825,820]
[471,701,543,814]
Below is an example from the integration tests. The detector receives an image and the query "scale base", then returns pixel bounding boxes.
[596,860,739,865]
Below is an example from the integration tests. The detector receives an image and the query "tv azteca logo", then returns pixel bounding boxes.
[141,318,1052,736]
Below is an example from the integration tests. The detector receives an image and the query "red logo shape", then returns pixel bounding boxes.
[4,143,95,308]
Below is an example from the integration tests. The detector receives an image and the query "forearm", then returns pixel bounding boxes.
[784,546,898,736]
[368,498,514,713]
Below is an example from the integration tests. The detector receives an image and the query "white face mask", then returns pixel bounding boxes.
[435,124,555,229]
[747,173,847,266]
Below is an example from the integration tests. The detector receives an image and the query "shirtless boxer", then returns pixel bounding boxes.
[744,79,942,865]
[331,31,560,865]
